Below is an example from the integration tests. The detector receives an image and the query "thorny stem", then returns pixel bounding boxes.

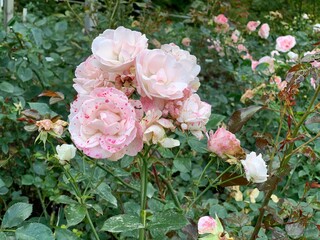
[250,84,320,240]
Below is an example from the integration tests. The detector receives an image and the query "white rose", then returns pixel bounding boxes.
[287,51,298,61]
[241,152,268,183]
[56,144,77,164]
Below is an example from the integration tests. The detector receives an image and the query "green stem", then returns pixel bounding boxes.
[139,157,148,240]
[85,208,100,240]
[64,169,100,240]
[36,188,49,220]
[158,174,182,211]
[197,157,214,187]
[188,165,234,208]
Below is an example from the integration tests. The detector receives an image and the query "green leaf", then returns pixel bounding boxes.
[65,204,86,227]
[227,105,263,133]
[17,66,33,82]
[173,157,191,173]
[21,174,34,185]
[101,214,143,232]
[15,223,54,240]
[55,21,68,32]
[28,102,57,117]
[55,228,78,240]
[51,195,78,205]
[0,178,5,188]
[1,203,33,228]
[0,232,7,240]
[148,210,188,231]
[147,182,156,199]
[95,182,117,207]
[206,114,226,129]
[31,28,43,46]
[0,81,14,93]
[188,137,207,153]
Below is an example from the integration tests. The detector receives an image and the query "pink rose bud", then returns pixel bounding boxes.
[207,127,243,158]
[246,21,261,32]
[258,23,270,39]
[275,35,296,52]
[181,37,191,46]
[198,216,217,234]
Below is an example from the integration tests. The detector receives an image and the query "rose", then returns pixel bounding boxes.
[246,21,260,32]
[231,30,240,43]
[181,37,191,46]
[257,56,275,74]
[92,26,148,72]
[74,55,114,95]
[176,94,211,140]
[258,23,270,39]
[275,35,296,52]
[214,14,228,25]
[287,51,298,61]
[141,110,179,148]
[198,216,217,234]
[240,152,268,183]
[68,87,143,161]
[207,127,242,157]
[135,48,199,100]
[56,144,77,164]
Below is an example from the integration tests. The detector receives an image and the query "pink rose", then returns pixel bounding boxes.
[92,26,148,72]
[214,14,228,25]
[258,23,270,39]
[207,127,242,157]
[68,87,143,161]
[176,94,211,139]
[246,21,261,32]
[276,35,296,52]
[198,216,217,235]
[231,30,240,43]
[74,55,114,95]
[135,48,199,100]
[251,60,259,71]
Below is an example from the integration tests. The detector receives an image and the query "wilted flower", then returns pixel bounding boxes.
[56,144,77,164]
[207,127,243,158]
[241,152,268,183]
[36,119,68,137]
[181,37,191,46]
[276,35,296,52]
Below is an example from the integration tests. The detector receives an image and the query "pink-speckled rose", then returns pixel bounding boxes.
[214,14,228,25]
[92,26,148,72]
[258,23,270,39]
[74,55,114,95]
[276,35,296,52]
[136,48,200,100]
[207,127,242,157]
[176,94,211,140]
[68,87,143,161]
[246,21,261,32]
[198,216,217,234]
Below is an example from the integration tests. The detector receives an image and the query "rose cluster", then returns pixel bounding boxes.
[68,26,212,161]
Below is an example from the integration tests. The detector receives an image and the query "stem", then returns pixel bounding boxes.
[158,174,182,211]
[250,85,320,240]
[64,169,100,240]
[139,157,148,240]
[36,188,49,220]
[197,157,214,187]
[188,165,234,208]
[85,208,100,240]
